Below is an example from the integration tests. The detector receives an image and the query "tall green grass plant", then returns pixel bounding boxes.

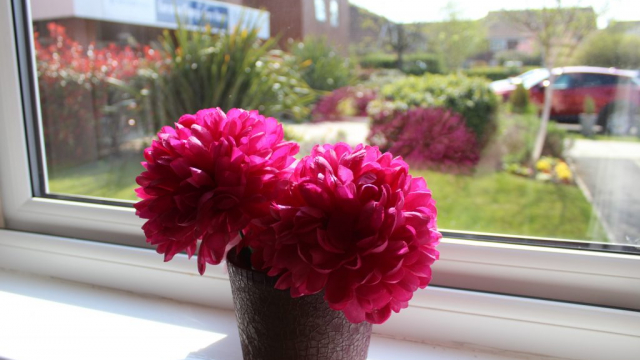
[141,21,315,123]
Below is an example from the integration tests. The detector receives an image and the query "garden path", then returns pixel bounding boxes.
[566,139,640,245]
[286,120,370,155]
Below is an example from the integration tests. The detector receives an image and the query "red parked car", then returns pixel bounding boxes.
[492,66,640,132]
[490,68,550,101]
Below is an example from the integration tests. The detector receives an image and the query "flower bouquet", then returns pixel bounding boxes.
[134,108,441,360]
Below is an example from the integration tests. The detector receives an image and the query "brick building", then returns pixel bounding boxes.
[244,0,350,51]
[31,0,350,51]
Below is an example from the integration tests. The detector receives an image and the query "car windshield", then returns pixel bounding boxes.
[520,68,550,89]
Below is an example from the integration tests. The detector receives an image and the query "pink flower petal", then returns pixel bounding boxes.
[135,108,298,276]
[253,142,439,325]
[365,304,392,324]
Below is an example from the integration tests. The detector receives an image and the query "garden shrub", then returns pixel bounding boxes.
[499,113,567,167]
[359,53,397,69]
[510,83,530,114]
[494,50,542,66]
[499,113,537,166]
[359,52,443,75]
[583,96,596,114]
[289,37,354,92]
[542,122,567,159]
[463,66,539,81]
[368,107,480,171]
[361,69,407,88]
[34,22,163,168]
[143,22,315,123]
[365,98,409,132]
[311,86,377,121]
[402,53,443,75]
[380,74,499,144]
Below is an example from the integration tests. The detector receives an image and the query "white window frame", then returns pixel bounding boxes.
[1,229,639,360]
[1,2,639,350]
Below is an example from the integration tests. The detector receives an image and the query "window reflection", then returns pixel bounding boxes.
[27,0,640,249]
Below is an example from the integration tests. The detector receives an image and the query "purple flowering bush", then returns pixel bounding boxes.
[312,86,377,121]
[368,107,480,172]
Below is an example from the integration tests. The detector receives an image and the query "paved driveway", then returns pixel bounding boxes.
[566,139,640,244]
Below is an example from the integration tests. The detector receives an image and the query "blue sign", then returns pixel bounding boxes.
[156,0,229,30]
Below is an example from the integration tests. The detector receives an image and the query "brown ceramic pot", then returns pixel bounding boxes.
[227,250,372,360]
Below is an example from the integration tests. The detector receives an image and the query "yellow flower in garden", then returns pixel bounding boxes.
[555,161,572,182]
[536,158,552,173]
[337,97,357,117]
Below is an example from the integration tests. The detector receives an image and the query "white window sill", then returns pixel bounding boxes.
[0,229,638,360]
[0,270,550,360]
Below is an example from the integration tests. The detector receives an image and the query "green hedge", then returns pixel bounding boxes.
[403,53,444,75]
[360,53,396,69]
[290,37,355,92]
[360,52,443,75]
[380,74,499,142]
[494,50,542,67]
[463,66,539,81]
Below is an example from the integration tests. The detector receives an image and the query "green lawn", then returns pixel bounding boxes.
[414,170,608,242]
[48,158,607,242]
[48,153,143,202]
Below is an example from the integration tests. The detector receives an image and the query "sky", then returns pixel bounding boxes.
[348,0,640,28]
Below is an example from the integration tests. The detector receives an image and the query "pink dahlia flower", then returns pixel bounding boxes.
[249,143,440,324]
[134,108,299,275]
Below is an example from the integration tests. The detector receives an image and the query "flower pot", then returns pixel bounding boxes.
[227,250,372,360]
[579,113,597,137]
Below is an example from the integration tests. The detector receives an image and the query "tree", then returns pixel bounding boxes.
[573,29,640,68]
[425,2,488,71]
[350,5,391,55]
[502,1,596,163]
[386,23,414,70]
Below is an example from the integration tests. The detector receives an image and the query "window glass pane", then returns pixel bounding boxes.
[582,73,618,87]
[553,74,573,89]
[330,0,339,27]
[315,0,327,22]
[520,68,550,88]
[27,0,640,250]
